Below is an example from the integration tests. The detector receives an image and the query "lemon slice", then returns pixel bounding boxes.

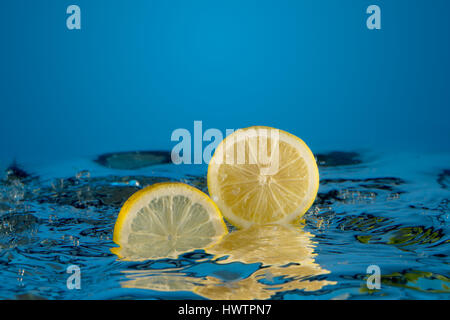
[111,182,228,260]
[207,126,319,228]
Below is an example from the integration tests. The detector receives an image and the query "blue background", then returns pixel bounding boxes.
[1,0,449,165]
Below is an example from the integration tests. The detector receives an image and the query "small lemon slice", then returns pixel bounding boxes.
[207,126,319,228]
[111,182,228,260]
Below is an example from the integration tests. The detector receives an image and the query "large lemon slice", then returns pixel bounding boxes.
[112,182,228,260]
[207,126,319,228]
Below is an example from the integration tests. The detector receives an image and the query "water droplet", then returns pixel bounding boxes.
[127,180,140,187]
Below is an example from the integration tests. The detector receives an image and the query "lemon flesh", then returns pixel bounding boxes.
[112,183,228,260]
[207,126,319,228]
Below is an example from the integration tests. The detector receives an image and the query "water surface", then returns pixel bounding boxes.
[0,150,449,299]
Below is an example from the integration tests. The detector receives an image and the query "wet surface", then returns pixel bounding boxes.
[95,151,172,170]
[0,150,449,299]
[316,151,362,167]
[437,169,450,190]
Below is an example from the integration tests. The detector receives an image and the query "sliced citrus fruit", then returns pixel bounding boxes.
[111,182,228,260]
[207,126,319,228]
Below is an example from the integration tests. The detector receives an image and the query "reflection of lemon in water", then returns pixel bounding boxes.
[195,267,335,300]
[111,183,228,260]
[121,269,200,292]
[120,224,336,299]
[196,224,336,299]
[208,126,319,228]
[206,224,316,266]
[121,266,335,300]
